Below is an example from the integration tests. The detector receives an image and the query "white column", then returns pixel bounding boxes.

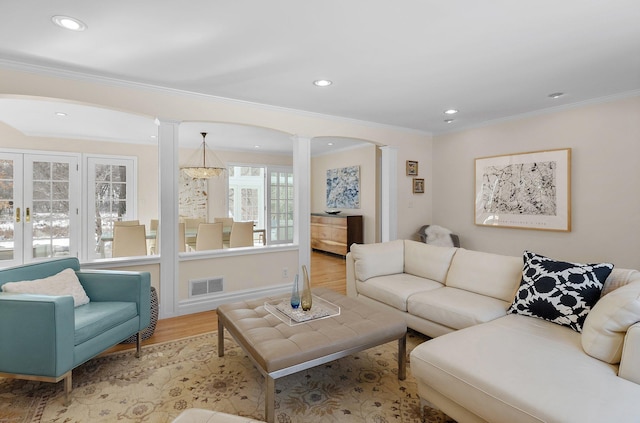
[157,118,180,318]
[380,146,398,242]
[293,135,311,274]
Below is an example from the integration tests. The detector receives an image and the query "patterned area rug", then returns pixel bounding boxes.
[0,330,455,423]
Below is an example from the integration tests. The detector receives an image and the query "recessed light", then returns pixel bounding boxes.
[443,109,458,115]
[150,135,157,139]
[51,15,87,31]
[328,142,334,146]
[444,119,455,124]
[313,79,332,87]
[54,111,67,117]
[548,92,564,99]
[254,145,260,149]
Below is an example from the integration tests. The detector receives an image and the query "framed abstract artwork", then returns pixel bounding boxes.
[406,160,418,176]
[413,178,425,194]
[474,148,571,231]
[326,165,360,208]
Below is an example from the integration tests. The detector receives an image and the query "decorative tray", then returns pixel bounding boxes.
[264,295,341,326]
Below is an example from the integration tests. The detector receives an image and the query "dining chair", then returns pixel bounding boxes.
[112,224,147,257]
[195,222,224,251]
[184,218,205,248]
[114,219,140,226]
[229,221,254,248]
[148,219,159,254]
[178,222,187,252]
[213,217,234,244]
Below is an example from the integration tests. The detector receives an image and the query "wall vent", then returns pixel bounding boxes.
[189,277,224,297]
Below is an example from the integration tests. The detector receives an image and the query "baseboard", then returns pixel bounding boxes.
[176,283,292,316]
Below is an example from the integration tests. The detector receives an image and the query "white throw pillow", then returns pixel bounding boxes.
[581,281,640,364]
[2,268,90,307]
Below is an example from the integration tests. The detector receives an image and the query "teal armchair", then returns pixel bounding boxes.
[0,257,151,404]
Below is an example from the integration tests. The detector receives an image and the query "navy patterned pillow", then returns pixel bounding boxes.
[508,251,613,332]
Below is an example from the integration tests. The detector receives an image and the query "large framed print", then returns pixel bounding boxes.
[475,148,571,231]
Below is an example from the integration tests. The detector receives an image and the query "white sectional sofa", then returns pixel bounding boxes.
[346,240,640,423]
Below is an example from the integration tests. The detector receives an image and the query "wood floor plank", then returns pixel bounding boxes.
[106,251,346,353]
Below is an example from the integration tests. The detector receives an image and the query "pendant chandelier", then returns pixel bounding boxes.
[181,132,226,179]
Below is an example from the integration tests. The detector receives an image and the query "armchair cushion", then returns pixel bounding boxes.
[1,268,90,307]
[74,302,138,345]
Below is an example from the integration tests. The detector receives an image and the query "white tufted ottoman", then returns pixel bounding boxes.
[217,287,407,423]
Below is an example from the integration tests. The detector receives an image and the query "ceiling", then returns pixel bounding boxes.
[0,0,639,147]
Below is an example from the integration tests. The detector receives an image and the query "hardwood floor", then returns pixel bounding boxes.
[106,251,346,354]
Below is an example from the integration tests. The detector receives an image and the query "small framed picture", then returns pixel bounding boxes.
[413,178,425,194]
[406,160,418,176]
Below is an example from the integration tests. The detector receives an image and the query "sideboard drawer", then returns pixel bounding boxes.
[310,214,363,256]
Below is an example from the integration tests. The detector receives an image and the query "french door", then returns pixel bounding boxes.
[0,152,79,267]
[227,164,294,246]
[267,166,294,245]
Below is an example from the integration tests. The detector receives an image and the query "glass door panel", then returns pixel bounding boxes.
[24,155,78,261]
[0,153,23,267]
[267,167,294,245]
[86,158,135,259]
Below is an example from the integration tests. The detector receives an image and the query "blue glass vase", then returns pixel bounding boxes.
[290,274,300,309]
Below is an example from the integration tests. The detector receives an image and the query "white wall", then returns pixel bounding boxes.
[311,144,377,243]
[432,95,640,268]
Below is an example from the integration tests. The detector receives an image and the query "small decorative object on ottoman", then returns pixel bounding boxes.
[122,286,158,343]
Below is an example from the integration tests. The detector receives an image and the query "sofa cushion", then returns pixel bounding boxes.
[601,268,640,297]
[350,239,404,282]
[74,302,138,345]
[404,240,457,283]
[444,248,523,302]
[356,273,442,311]
[581,281,640,364]
[1,268,90,307]
[508,251,613,333]
[408,287,510,330]
[410,314,639,423]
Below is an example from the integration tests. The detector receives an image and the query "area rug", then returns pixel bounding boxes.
[0,330,455,423]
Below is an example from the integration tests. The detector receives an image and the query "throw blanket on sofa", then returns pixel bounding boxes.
[423,225,454,247]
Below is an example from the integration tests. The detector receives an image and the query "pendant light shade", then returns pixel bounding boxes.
[181,132,226,179]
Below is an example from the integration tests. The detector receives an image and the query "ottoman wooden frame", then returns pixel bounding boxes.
[217,287,407,423]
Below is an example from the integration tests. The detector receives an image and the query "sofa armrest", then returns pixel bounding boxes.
[346,252,357,298]
[0,294,74,378]
[619,322,640,384]
[77,270,151,331]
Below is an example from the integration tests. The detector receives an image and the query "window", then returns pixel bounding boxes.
[86,155,137,259]
[228,165,265,226]
[268,167,294,245]
[227,164,293,246]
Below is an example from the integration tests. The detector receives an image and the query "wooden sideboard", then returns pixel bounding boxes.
[310,213,363,257]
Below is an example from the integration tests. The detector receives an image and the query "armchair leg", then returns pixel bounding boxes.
[63,371,72,406]
[135,332,142,358]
